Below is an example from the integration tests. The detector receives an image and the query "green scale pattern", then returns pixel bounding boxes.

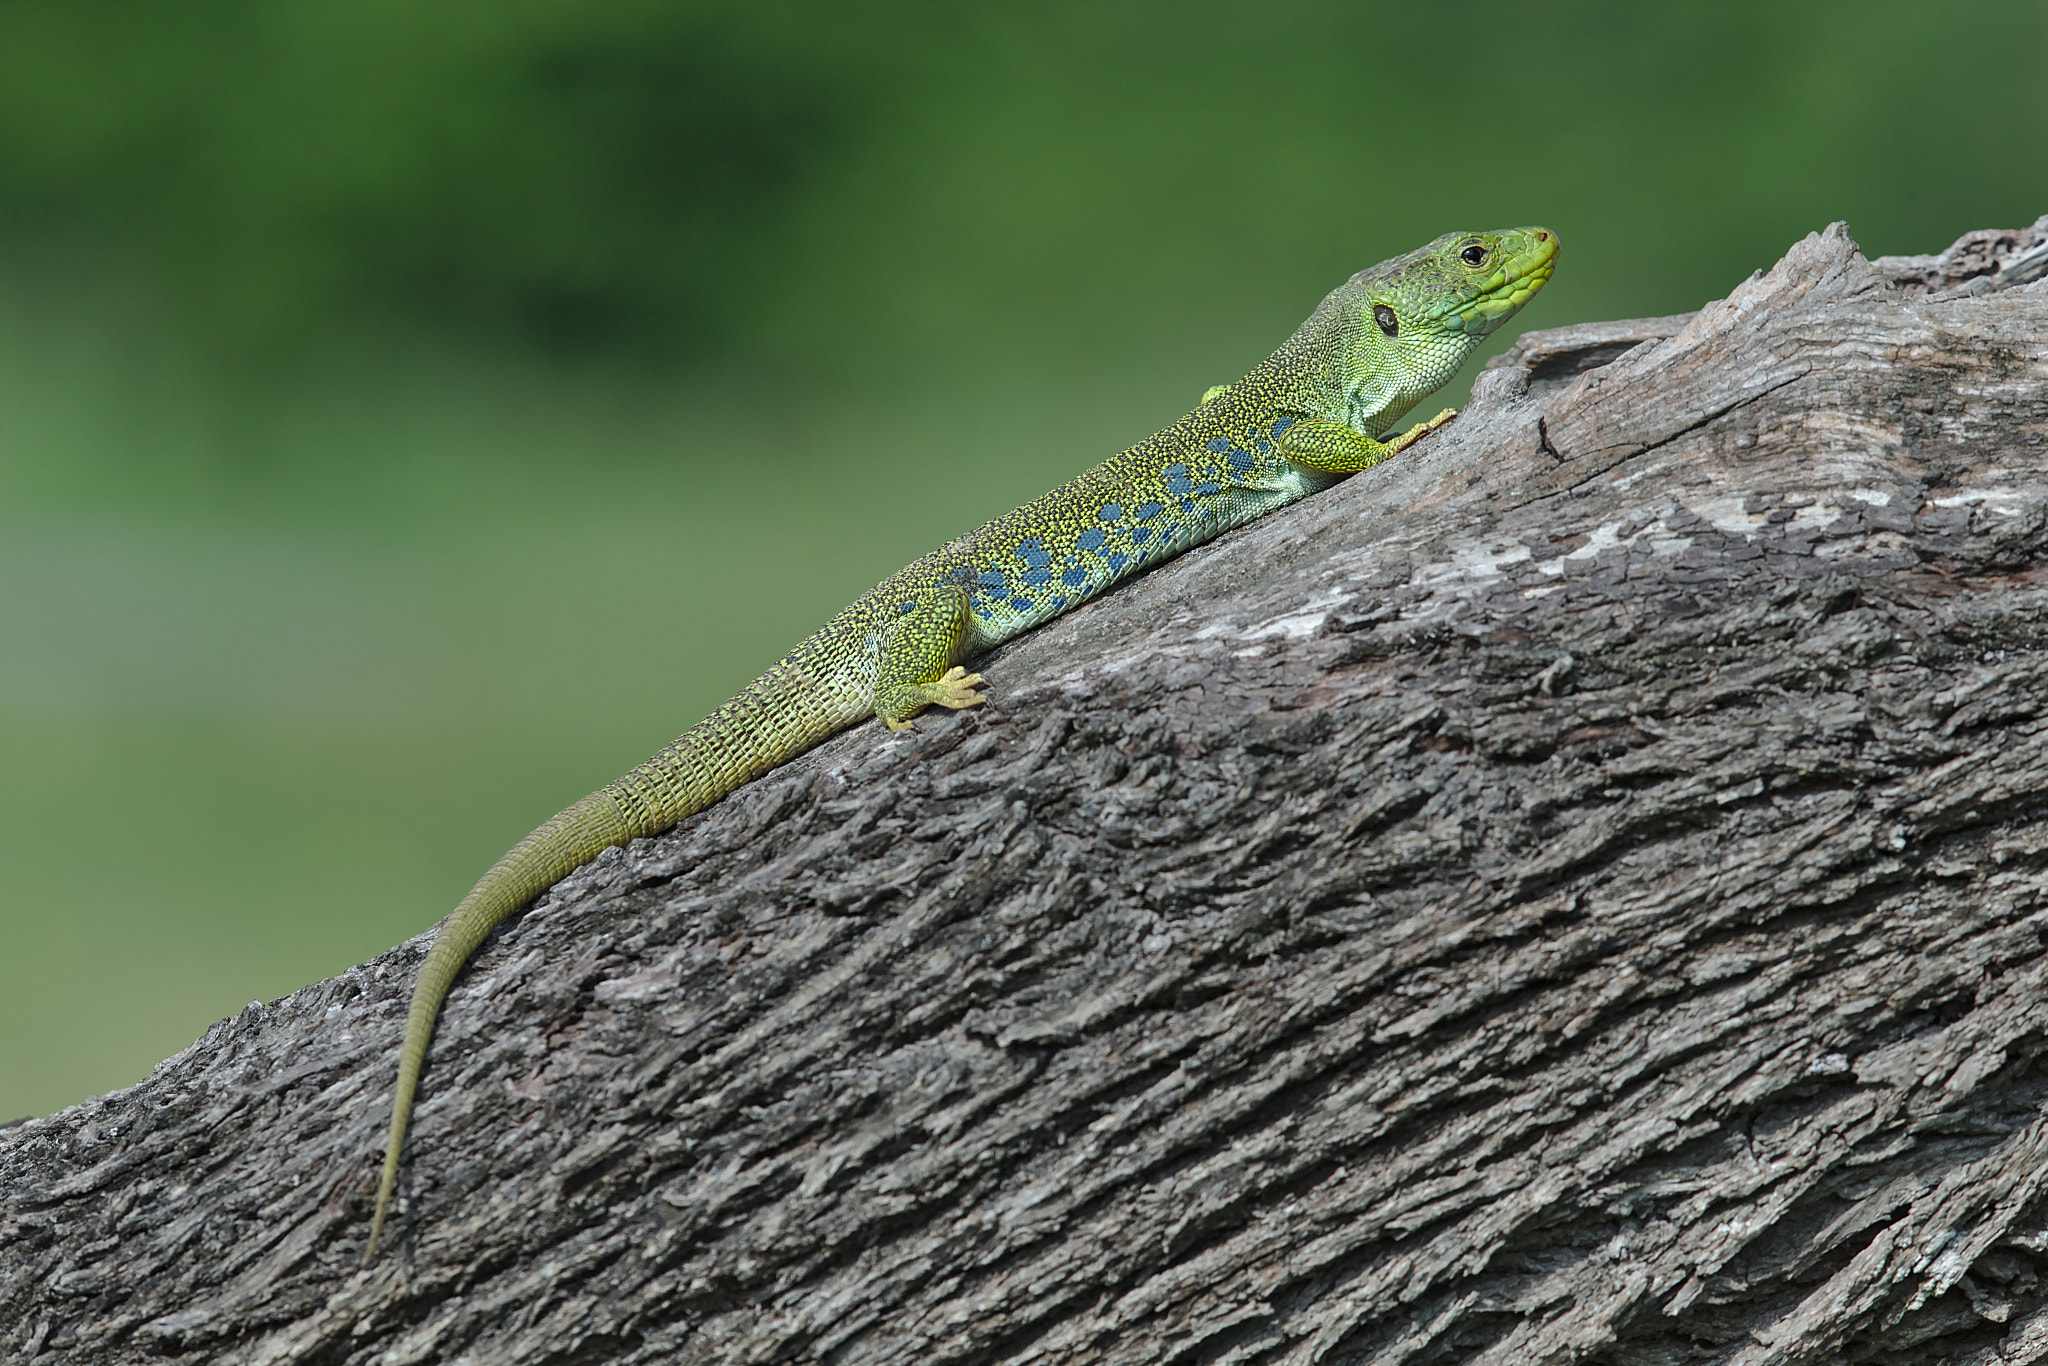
[363,225,1558,1261]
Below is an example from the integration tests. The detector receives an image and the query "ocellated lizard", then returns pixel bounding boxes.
[364,225,1558,1260]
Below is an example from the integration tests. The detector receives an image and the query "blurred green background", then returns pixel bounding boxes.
[3,0,2045,1120]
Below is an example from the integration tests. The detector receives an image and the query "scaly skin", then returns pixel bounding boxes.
[363,225,1559,1262]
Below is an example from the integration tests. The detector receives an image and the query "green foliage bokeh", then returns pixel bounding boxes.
[1,0,2044,1119]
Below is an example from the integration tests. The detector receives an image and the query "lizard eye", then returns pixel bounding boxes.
[1460,242,1488,266]
[1373,304,1398,337]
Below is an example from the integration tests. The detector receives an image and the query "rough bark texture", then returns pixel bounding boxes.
[8,216,2048,1366]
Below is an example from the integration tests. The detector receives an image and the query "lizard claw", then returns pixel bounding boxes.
[1391,407,1458,452]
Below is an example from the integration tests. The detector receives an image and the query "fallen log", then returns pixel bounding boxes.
[6,215,2048,1365]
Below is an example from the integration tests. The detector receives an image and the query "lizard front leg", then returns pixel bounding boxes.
[1275,409,1458,473]
[874,585,985,731]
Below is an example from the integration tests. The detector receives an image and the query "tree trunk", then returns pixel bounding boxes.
[7,216,2048,1366]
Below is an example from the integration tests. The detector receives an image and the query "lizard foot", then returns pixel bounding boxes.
[1387,407,1457,454]
[929,666,987,710]
[882,667,987,731]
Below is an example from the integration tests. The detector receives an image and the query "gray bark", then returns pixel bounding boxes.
[7,215,2048,1366]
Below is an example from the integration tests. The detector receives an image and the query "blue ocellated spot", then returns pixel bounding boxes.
[1225,447,1254,473]
[1195,480,1223,495]
[1135,501,1163,521]
[1206,436,1231,454]
[1271,416,1296,437]
[1062,566,1088,587]
[1015,538,1053,570]
[1181,498,1197,513]
[1021,567,1052,586]
[1107,551,1129,572]
[1010,595,1033,611]
[897,599,917,615]
[1097,503,1122,522]
[1164,464,1194,496]
[1131,527,1154,545]
[979,569,1007,592]
[1075,527,1105,552]
[1255,437,1271,454]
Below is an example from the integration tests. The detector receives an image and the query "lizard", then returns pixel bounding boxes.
[362,224,1558,1261]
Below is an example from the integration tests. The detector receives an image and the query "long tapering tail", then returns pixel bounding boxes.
[363,789,629,1262]
[363,661,863,1263]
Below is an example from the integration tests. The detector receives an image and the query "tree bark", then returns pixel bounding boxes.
[7,216,2048,1366]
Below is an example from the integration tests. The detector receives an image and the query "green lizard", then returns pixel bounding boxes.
[363,225,1558,1261]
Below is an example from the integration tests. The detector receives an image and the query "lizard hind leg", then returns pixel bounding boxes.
[874,585,985,732]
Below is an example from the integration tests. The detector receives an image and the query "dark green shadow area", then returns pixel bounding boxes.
[2,0,2045,1119]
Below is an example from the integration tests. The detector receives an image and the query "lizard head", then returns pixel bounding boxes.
[1336,226,1559,422]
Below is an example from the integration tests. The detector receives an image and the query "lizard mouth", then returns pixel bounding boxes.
[1429,227,1559,334]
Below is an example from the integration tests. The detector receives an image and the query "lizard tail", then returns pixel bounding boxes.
[364,662,862,1263]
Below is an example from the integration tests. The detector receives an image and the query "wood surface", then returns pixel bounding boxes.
[7,215,2048,1365]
